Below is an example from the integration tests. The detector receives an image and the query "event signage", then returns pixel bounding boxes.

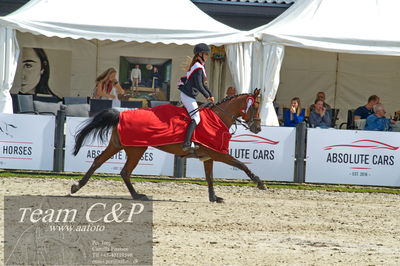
[64,117,173,175]
[0,114,55,170]
[186,126,296,181]
[306,128,400,186]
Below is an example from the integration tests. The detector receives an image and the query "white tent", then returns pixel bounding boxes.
[250,0,400,125]
[0,0,253,113]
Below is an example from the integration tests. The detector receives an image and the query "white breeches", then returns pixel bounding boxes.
[180,92,200,125]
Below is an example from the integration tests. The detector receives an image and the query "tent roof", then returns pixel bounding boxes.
[253,0,400,56]
[0,0,253,45]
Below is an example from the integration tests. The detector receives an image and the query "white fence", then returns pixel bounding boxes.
[186,126,296,181]
[3,111,400,188]
[64,117,174,175]
[306,128,400,186]
[0,114,55,170]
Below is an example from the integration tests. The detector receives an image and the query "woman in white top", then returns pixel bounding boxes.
[93,67,125,107]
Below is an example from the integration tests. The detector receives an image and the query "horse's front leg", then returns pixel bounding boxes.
[213,153,266,190]
[203,160,223,203]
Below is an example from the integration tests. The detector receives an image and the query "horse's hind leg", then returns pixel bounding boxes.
[210,152,266,190]
[120,146,148,200]
[203,160,223,203]
[71,130,121,194]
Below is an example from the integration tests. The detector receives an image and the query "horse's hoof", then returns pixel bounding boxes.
[133,194,149,201]
[71,184,80,194]
[210,196,224,203]
[257,183,267,190]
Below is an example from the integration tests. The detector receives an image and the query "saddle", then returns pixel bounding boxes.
[117,104,231,153]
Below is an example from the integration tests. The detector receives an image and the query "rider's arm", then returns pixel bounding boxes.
[192,69,211,98]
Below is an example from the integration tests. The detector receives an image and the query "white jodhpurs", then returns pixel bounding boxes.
[180,92,200,125]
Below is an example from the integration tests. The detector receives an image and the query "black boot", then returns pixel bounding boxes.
[182,120,199,151]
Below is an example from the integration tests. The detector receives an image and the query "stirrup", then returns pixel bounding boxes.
[182,142,199,151]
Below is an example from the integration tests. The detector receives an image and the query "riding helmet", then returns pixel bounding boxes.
[193,43,211,54]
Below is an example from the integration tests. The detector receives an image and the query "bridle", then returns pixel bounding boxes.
[210,95,260,133]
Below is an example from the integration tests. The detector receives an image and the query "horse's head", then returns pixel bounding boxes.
[240,88,261,134]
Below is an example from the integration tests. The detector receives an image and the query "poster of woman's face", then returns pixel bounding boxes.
[12,47,72,97]
[21,48,48,94]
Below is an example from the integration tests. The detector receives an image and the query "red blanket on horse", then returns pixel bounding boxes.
[117,105,231,153]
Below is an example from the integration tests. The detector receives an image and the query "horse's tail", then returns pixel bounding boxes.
[73,109,120,156]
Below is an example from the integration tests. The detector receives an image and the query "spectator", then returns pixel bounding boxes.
[284,97,305,127]
[354,95,380,120]
[226,86,236,97]
[309,91,331,112]
[273,98,283,122]
[152,66,160,92]
[130,64,141,92]
[309,99,331,128]
[364,104,395,131]
[92,67,125,107]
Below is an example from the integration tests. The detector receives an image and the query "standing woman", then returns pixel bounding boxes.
[93,67,125,107]
[179,43,214,151]
[283,97,305,127]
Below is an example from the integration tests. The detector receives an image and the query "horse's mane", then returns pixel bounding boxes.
[215,93,251,106]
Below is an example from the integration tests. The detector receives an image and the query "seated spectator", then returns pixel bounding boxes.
[284,97,305,127]
[354,95,380,120]
[309,91,331,112]
[309,99,331,128]
[226,86,237,97]
[364,104,395,131]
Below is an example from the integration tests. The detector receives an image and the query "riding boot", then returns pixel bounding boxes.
[182,120,199,151]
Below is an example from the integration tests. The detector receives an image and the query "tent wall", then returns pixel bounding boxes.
[12,32,95,97]
[11,32,235,101]
[276,46,400,123]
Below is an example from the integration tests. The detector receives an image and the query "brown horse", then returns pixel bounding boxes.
[71,88,266,203]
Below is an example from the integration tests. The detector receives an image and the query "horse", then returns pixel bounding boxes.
[71,88,266,203]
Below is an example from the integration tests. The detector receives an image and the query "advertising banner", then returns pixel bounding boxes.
[186,126,296,181]
[64,117,174,175]
[306,128,400,186]
[0,114,55,170]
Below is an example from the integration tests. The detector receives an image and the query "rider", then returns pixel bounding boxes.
[179,43,215,151]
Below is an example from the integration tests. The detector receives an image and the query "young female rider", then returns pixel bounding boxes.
[179,43,215,151]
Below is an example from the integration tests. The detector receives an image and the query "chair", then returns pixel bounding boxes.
[33,95,60,103]
[330,108,340,128]
[339,109,355,129]
[11,94,19,113]
[89,99,113,116]
[63,96,89,105]
[15,94,36,114]
[149,100,170,107]
[120,100,143,109]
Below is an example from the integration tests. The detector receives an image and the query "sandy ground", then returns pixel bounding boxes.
[1,177,400,265]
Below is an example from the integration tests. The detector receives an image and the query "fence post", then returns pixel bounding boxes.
[173,155,186,178]
[294,121,307,183]
[54,106,66,172]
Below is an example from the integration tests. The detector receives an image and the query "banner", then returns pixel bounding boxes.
[186,126,296,181]
[64,117,174,175]
[306,128,400,186]
[0,114,55,170]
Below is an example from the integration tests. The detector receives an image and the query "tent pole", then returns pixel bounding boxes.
[333,53,339,108]
[96,39,99,76]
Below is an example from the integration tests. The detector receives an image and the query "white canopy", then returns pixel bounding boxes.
[0,0,252,45]
[254,0,400,56]
[245,0,400,126]
[0,0,253,113]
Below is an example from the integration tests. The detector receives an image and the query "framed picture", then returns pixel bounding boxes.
[119,56,172,101]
